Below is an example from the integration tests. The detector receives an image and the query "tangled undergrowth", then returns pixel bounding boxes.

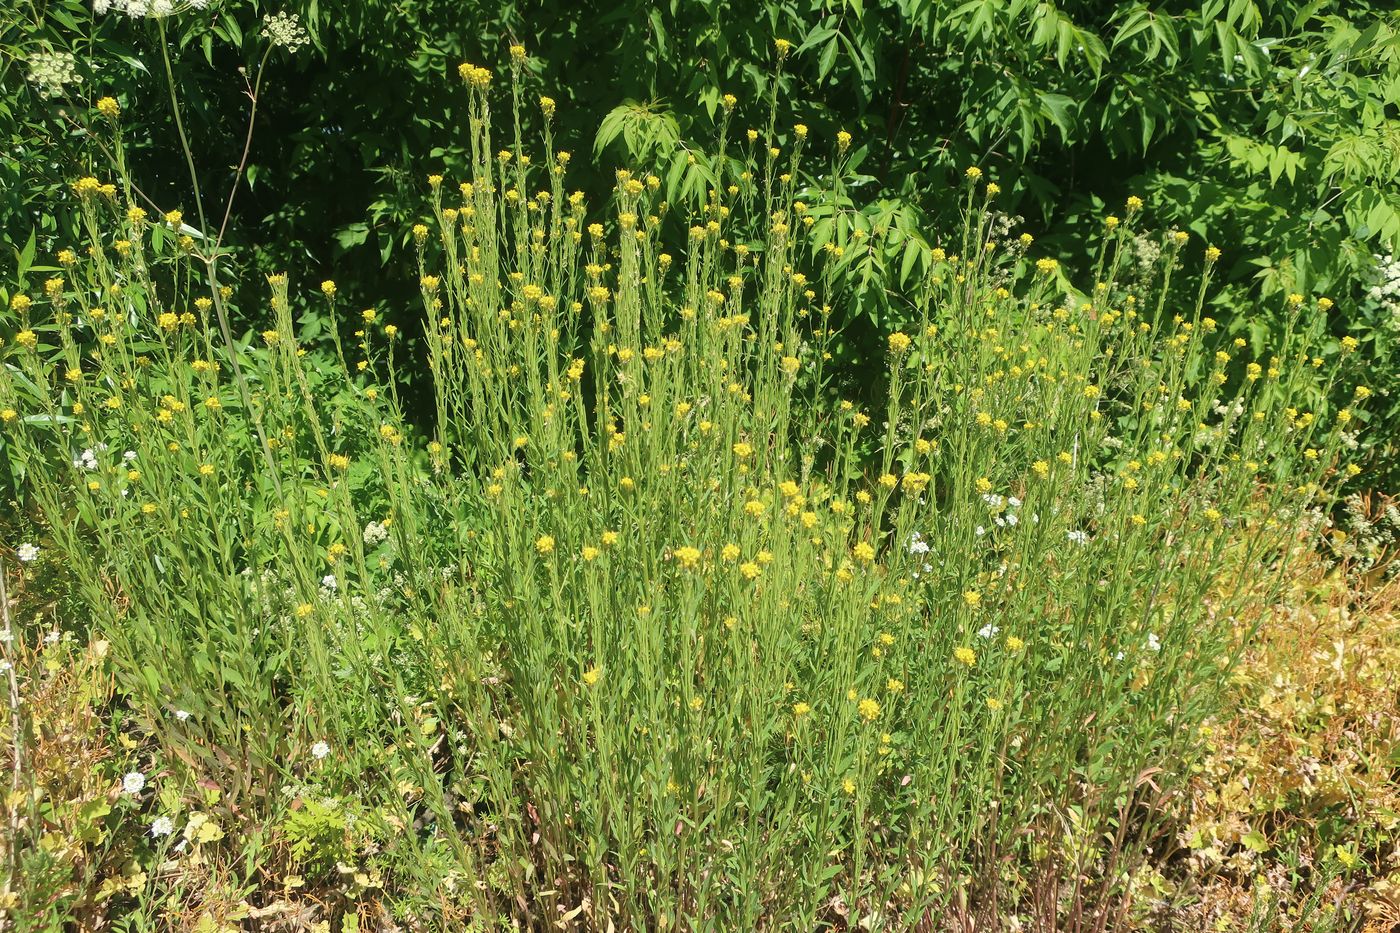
[0,45,1382,932]
[1167,529,1400,933]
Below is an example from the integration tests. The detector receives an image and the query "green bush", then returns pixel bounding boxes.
[0,39,1372,926]
[4,3,1398,473]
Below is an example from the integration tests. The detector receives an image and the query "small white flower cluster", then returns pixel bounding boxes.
[363,520,389,546]
[907,532,932,578]
[261,12,309,52]
[26,50,81,99]
[16,543,39,562]
[1366,253,1400,331]
[73,448,99,470]
[93,0,210,16]
[977,493,1037,537]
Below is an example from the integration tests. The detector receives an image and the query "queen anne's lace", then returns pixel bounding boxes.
[1367,253,1400,331]
[93,0,210,16]
[261,12,309,52]
[25,51,81,99]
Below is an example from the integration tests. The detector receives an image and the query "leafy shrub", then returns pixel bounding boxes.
[0,42,1375,927]
[4,2,1398,470]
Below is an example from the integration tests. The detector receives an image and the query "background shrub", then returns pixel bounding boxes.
[4,1,1399,479]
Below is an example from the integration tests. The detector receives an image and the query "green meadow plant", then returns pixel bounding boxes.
[0,41,1372,931]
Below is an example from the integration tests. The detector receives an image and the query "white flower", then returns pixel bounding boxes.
[150,815,174,837]
[123,771,146,794]
[175,709,190,721]
[977,623,1000,640]
[74,448,98,470]
[975,525,986,537]
[25,50,81,99]
[320,574,338,592]
[0,661,10,674]
[907,532,929,555]
[1005,513,1018,526]
[1146,633,1162,652]
[44,629,60,644]
[16,543,39,562]
[149,0,172,14]
[261,11,310,51]
[362,521,389,546]
[0,628,12,644]
[1067,530,1089,545]
[123,450,137,462]
[1007,496,1022,508]
[311,741,330,760]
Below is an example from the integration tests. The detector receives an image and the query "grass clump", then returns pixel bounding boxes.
[0,50,1373,930]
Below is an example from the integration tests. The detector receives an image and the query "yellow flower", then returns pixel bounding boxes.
[732,441,753,458]
[581,545,599,562]
[852,541,875,563]
[886,678,904,694]
[962,589,981,608]
[582,666,601,686]
[96,96,120,118]
[320,280,337,299]
[15,330,37,350]
[954,646,976,667]
[601,531,619,547]
[1006,636,1024,652]
[888,331,912,354]
[842,778,856,795]
[72,177,103,198]
[673,545,702,569]
[744,499,766,517]
[721,543,740,561]
[1031,459,1049,477]
[965,166,982,181]
[535,535,556,555]
[739,561,761,580]
[857,698,880,721]
[793,701,811,717]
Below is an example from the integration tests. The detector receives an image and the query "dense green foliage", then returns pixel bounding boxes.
[5,2,1399,403]
[2,4,1396,929]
